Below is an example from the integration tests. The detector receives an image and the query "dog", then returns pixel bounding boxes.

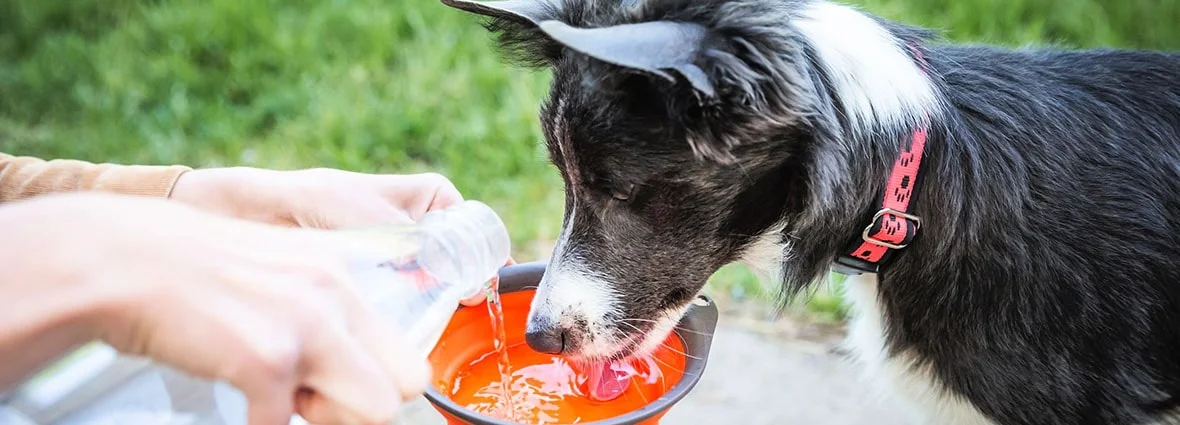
[439,0,1180,423]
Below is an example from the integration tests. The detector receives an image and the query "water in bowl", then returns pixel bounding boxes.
[430,289,690,425]
[447,338,686,424]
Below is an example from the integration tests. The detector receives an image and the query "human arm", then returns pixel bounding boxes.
[0,193,427,425]
[0,152,472,230]
[0,151,498,302]
[168,167,509,304]
[0,152,191,202]
[168,167,466,228]
[0,151,477,236]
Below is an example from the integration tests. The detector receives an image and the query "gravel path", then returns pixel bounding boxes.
[400,317,909,425]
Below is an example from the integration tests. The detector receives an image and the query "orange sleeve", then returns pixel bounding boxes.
[0,152,193,203]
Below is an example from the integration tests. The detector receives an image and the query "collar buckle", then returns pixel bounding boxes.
[860,208,922,250]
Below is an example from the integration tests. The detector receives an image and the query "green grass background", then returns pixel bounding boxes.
[2,0,1177,320]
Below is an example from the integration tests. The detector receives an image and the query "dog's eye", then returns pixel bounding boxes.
[611,183,636,202]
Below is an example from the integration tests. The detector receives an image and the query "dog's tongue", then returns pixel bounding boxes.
[585,360,630,401]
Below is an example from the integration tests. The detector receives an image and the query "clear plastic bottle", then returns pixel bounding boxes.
[0,200,511,425]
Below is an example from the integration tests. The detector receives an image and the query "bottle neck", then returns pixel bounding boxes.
[414,201,511,297]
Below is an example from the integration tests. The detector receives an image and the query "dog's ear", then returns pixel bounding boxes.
[440,0,714,97]
[439,0,550,25]
[441,0,566,68]
[536,20,715,98]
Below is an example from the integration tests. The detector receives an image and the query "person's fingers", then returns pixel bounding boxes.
[334,281,433,401]
[296,388,399,425]
[296,389,394,425]
[414,172,464,211]
[297,325,402,424]
[460,281,492,306]
[383,173,464,220]
[221,313,302,425]
[245,381,298,425]
[294,281,404,424]
[460,295,487,307]
[424,174,464,212]
[459,258,516,306]
[106,285,304,425]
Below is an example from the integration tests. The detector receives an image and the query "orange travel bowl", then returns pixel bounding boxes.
[423,262,718,425]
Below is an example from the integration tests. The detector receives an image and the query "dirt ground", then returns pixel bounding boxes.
[399,298,911,425]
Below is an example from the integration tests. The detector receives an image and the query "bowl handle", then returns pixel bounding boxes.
[679,294,719,360]
[496,261,548,294]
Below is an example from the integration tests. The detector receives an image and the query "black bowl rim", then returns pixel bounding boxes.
[422,261,719,425]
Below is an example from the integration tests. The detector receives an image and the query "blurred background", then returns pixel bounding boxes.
[1,0,1176,422]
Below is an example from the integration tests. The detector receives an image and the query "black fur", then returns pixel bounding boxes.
[448,0,1180,423]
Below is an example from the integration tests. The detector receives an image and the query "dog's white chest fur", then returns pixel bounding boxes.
[841,273,996,425]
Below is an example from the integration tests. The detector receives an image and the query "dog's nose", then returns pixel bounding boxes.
[525,321,566,354]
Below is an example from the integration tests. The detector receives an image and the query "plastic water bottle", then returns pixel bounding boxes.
[0,200,512,425]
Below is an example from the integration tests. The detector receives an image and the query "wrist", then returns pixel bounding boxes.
[169,167,295,225]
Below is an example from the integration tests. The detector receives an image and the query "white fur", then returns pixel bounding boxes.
[794,1,939,134]
[841,273,997,425]
[740,226,787,275]
[790,2,984,422]
[635,303,690,356]
[738,225,790,296]
[529,95,624,358]
[530,253,623,358]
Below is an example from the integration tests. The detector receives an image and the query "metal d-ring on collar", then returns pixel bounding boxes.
[861,207,922,250]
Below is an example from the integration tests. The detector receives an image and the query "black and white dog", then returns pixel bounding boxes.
[440,0,1180,423]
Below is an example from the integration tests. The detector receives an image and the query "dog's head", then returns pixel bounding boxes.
[442,0,937,361]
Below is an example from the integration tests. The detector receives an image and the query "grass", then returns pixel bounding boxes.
[2,0,1176,321]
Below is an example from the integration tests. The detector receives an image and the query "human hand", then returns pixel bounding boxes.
[169,167,463,229]
[169,166,509,306]
[0,193,427,425]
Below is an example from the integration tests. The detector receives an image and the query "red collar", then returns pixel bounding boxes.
[833,43,931,275]
[833,121,929,275]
